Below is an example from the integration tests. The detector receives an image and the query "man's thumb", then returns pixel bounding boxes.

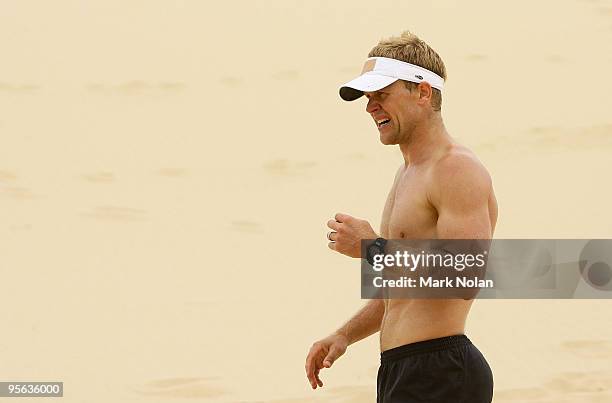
[323,347,339,368]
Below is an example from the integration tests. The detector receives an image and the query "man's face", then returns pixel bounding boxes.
[364,80,419,145]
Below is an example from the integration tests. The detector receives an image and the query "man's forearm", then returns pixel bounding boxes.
[334,299,384,345]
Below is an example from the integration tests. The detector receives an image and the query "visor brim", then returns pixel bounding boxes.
[339,74,398,101]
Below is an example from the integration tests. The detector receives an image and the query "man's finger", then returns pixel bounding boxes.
[327,219,340,231]
[328,242,337,251]
[309,358,322,389]
[305,352,318,387]
[306,363,317,389]
[327,231,337,242]
[334,212,351,223]
[315,368,323,387]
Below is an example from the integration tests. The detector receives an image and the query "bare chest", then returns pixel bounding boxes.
[382,173,438,239]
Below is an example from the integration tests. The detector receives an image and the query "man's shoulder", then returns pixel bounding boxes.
[428,146,492,201]
[433,145,490,180]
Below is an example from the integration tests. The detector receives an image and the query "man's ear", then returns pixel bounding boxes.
[416,82,433,106]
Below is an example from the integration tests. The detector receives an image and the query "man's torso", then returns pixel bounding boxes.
[379,145,498,351]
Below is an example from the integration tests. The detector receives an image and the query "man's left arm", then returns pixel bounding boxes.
[429,154,493,239]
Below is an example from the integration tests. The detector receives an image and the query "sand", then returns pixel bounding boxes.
[1,0,612,401]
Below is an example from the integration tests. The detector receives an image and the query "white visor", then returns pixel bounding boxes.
[339,57,445,101]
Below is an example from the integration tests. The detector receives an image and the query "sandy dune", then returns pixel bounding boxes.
[1,0,611,402]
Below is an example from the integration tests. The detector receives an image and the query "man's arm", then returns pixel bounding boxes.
[335,299,385,345]
[326,164,403,257]
[430,152,493,239]
[305,300,384,389]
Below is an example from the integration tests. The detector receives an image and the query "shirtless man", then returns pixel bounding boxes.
[305,31,498,402]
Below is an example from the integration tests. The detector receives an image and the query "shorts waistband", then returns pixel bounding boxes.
[380,334,471,364]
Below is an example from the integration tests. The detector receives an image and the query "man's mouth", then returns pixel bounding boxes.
[377,118,391,128]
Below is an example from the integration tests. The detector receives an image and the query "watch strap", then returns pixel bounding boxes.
[366,237,388,265]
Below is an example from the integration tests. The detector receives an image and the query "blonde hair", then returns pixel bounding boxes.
[368,31,446,111]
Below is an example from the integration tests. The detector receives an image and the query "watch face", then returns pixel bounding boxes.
[368,244,383,258]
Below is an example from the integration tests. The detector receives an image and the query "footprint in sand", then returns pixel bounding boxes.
[263,159,317,176]
[345,152,367,161]
[0,170,17,181]
[156,168,187,178]
[136,377,225,399]
[546,54,565,63]
[272,69,300,81]
[9,224,32,231]
[116,81,157,94]
[338,66,358,74]
[230,220,263,234]
[158,81,185,92]
[0,186,36,200]
[87,81,185,94]
[494,371,612,402]
[265,384,374,403]
[466,54,487,61]
[529,125,612,149]
[0,170,35,199]
[562,339,612,359]
[220,76,244,87]
[82,172,115,183]
[544,371,612,395]
[0,82,39,92]
[479,125,612,152]
[327,385,376,402]
[81,206,147,222]
[493,386,552,401]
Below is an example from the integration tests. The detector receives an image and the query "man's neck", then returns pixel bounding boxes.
[399,113,451,166]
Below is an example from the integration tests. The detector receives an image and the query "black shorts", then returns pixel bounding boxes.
[377,335,493,403]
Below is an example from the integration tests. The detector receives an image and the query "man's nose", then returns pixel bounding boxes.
[365,98,379,113]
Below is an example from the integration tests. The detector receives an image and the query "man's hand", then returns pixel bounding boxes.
[326,213,377,258]
[305,333,349,389]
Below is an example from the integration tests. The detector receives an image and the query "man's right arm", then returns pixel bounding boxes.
[305,300,384,389]
[307,165,399,389]
[335,299,384,345]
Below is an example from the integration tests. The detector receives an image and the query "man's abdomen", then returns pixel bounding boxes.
[380,299,473,351]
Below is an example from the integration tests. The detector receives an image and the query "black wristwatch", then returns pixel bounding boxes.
[366,237,388,265]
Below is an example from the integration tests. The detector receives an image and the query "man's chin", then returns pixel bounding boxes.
[379,133,397,145]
